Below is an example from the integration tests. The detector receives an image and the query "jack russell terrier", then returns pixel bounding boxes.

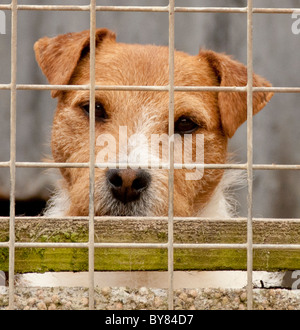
[34,28,273,218]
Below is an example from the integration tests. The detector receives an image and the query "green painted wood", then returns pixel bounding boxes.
[0,218,299,272]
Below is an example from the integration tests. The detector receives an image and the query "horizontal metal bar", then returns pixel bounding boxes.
[10,242,168,249]
[253,8,300,14]
[16,162,246,170]
[0,242,241,249]
[13,242,88,248]
[176,7,247,13]
[0,5,167,12]
[0,5,298,14]
[175,86,247,92]
[253,87,300,93]
[97,6,167,12]
[1,241,300,250]
[15,84,167,92]
[0,161,10,167]
[0,84,11,90]
[94,243,167,249]
[175,243,300,250]
[253,164,300,170]
[0,84,243,92]
[1,84,299,93]
[176,7,300,14]
[253,244,300,250]
[0,161,88,168]
[0,162,299,171]
[1,216,300,223]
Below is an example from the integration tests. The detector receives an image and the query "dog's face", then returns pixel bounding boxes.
[35,29,273,217]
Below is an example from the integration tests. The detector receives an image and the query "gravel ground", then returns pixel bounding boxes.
[1,287,300,310]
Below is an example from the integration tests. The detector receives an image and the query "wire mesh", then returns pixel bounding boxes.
[2,1,300,310]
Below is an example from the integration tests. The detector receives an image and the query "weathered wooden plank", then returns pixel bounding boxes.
[0,218,300,272]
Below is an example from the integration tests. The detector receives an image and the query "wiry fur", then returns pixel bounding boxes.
[44,168,243,218]
[34,28,273,218]
[43,179,71,217]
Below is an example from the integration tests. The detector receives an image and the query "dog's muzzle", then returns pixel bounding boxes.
[106,169,151,204]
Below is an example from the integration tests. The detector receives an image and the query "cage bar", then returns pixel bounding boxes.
[167,0,175,310]
[1,84,300,94]
[0,5,299,14]
[88,0,97,311]
[246,0,254,310]
[8,0,17,311]
[1,161,300,171]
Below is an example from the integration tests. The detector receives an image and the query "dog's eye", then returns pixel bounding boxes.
[175,116,199,134]
[81,102,108,121]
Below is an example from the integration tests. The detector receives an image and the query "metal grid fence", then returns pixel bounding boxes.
[0,0,300,310]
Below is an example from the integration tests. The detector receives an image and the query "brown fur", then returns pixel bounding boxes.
[34,28,273,217]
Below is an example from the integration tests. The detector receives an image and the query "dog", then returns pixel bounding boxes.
[34,28,273,218]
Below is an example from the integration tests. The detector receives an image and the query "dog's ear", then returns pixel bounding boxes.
[199,50,273,138]
[34,28,116,98]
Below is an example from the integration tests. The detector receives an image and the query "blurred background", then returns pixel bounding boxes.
[0,0,299,218]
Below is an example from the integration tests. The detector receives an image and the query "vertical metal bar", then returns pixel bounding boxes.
[89,0,96,311]
[246,0,254,310]
[8,0,17,311]
[168,0,175,311]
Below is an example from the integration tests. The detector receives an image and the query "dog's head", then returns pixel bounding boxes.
[35,28,273,217]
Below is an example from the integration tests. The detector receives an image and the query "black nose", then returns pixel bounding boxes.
[106,169,151,204]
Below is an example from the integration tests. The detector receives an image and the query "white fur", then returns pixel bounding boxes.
[43,180,70,217]
[199,170,244,218]
[43,169,241,218]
